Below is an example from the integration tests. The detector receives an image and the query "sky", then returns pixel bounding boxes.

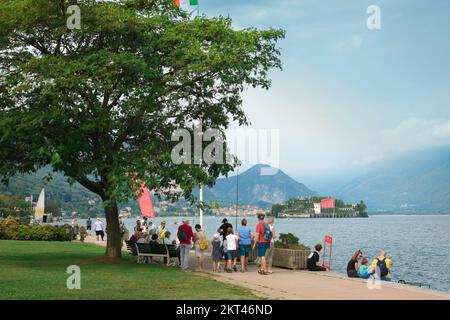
[198,0,450,190]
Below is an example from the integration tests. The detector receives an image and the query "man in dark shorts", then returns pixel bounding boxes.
[307,243,327,271]
[86,217,92,232]
[218,218,233,260]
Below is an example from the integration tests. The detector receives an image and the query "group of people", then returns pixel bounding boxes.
[175,213,276,275]
[346,249,393,281]
[129,217,172,245]
[306,244,393,281]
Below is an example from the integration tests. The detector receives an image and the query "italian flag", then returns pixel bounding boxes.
[174,0,198,8]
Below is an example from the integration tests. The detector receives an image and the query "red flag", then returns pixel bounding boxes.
[136,181,155,218]
[321,198,335,209]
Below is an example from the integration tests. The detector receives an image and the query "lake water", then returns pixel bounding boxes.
[82,215,450,292]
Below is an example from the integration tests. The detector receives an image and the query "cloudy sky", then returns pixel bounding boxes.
[198,0,450,189]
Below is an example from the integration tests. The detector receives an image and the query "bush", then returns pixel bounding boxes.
[0,217,71,241]
[274,233,310,250]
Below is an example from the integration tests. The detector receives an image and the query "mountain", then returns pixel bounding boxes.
[1,164,315,213]
[336,147,450,213]
[203,164,316,207]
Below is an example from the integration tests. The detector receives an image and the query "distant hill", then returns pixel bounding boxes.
[1,164,316,213]
[336,147,450,213]
[203,164,316,207]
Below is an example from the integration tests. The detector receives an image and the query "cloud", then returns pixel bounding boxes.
[335,35,364,50]
[355,118,450,165]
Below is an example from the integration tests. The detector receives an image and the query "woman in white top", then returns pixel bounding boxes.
[225,227,238,273]
[94,218,104,241]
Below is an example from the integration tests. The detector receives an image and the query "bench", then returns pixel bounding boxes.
[135,242,179,266]
[125,240,137,256]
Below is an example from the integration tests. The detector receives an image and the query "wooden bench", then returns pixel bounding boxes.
[135,242,179,266]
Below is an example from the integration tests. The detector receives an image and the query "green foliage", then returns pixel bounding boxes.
[0,0,284,256]
[274,233,309,250]
[0,217,71,241]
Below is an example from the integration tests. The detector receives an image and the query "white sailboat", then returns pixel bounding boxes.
[35,188,45,221]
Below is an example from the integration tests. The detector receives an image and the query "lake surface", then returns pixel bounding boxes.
[82,215,450,292]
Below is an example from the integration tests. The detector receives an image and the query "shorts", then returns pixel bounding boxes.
[239,244,251,257]
[194,244,204,258]
[257,242,270,257]
[226,250,237,260]
[95,230,103,236]
[87,226,91,230]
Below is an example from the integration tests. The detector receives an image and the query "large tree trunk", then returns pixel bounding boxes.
[104,200,122,259]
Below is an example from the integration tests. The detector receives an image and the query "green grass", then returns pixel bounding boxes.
[0,240,258,300]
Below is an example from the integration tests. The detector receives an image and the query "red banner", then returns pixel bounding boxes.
[321,198,335,209]
[136,181,155,218]
[322,235,333,271]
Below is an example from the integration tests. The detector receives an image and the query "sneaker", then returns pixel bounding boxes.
[226,268,232,273]
[233,265,238,272]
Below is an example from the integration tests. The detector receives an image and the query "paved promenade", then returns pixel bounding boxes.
[84,236,450,300]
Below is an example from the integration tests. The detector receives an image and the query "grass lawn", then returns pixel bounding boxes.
[0,240,258,300]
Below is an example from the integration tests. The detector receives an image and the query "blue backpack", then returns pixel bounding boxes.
[377,258,389,277]
[262,224,273,241]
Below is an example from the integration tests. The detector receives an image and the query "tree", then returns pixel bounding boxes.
[0,0,284,258]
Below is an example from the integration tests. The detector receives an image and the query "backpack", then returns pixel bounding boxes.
[262,223,273,241]
[377,258,389,277]
[199,233,209,250]
[177,227,188,242]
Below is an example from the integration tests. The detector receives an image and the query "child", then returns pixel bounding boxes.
[211,234,222,272]
[358,257,374,279]
[225,227,238,273]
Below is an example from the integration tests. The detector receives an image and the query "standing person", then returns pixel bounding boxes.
[265,217,276,274]
[218,218,233,260]
[134,219,141,232]
[177,219,194,271]
[236,218,253,272]
[94,218,104,241]
[253,214,271,275]
[157,221,167,240]
[218,218,232,241]
[371,250,393,281]
[86,217,92,233]
[148,221,157,236]
[347,249,362,278]
[225,227,238,273]
[307,244,327,271]
[72,218,79,240]
[141,217,148,233]
[193,224,207,272]
[211,234,222,272]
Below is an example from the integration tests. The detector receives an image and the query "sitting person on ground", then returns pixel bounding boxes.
[371,250,393,281]
[347,249,362,278]
[225,227,238,273]
[307,244,327,271]
[358,258,375,279]
[211,233,222,273]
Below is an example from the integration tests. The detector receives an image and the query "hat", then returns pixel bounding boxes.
[213,233,220,239]
[161,220,166,224]
[222,218,228,223]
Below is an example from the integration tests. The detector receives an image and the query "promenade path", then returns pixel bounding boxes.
[84,235,450,300]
